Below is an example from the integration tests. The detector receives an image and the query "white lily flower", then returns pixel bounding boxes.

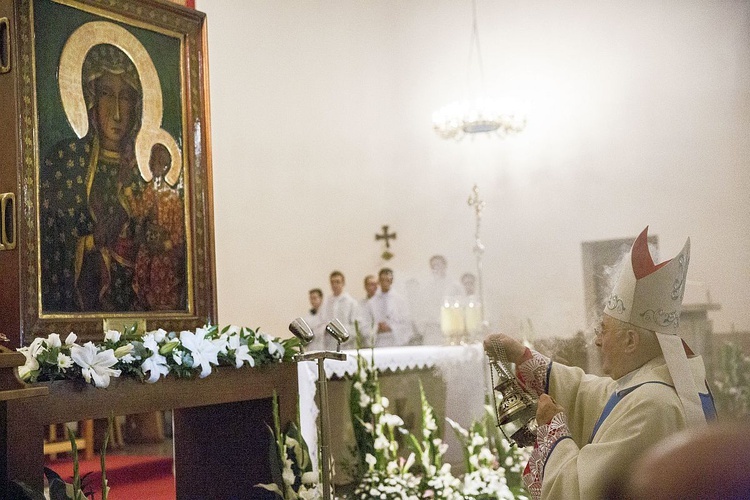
[257,332,285,359]
[267,339,284,359]
[28,337,46,356]
[180,329,221,378]
[104,330,121,342]
[380,396,389,408]
[365,453,377,468]
[141,337,170,384]
[46,333,62,348]
[224,325,241,336]
[371,403,384,415]
[142,333,159,352]
[70,342,121,388]
[227,334,255,368]
[17,351,39,381]
[212,336,229,355]
[17,337,47,380]
[64,332,78,345]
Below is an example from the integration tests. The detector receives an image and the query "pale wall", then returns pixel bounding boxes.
[197,0,750,339]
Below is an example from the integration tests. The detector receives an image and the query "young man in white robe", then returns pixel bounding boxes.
[485,226,717,499]
[355,274,379,347]
[368,268,414,347]
[304,288,326,351]
[319,270,358,350]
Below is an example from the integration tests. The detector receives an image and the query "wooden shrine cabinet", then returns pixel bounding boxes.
[0,350,300,500]
[0,0,21,348]
[0,0,218,347]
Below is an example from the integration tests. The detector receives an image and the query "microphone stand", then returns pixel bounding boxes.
[295,346,347,500]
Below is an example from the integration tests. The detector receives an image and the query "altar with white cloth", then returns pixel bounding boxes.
[297,343,488,483]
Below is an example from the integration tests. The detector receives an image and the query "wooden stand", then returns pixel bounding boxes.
[0,349,298,500]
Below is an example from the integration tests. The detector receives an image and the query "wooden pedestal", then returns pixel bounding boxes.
[0,356,299,500]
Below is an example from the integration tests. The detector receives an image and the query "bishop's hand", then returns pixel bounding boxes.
[537,393,564,424]
[483,333,527,366]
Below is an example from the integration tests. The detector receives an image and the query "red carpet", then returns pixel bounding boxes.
[46,454,175,499]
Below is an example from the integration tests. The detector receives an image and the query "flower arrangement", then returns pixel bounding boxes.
[447,406,530,499]
[347,342,421,499]
[347,339,379,481]
[256,392,321,500]
[17,324,300,388]
[402,382,461,499]
[346,345,531,499]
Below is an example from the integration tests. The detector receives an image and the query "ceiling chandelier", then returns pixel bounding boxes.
[432,0,526,141]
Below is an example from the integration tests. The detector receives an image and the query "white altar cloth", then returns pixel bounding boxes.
[297,343,488,472]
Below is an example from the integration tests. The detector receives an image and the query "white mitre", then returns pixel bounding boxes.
[603,226,705,426]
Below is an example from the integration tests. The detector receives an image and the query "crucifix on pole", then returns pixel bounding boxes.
[375,225,397,261]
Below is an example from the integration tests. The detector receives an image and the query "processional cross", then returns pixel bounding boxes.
[467,184,486,327]
[375,225,397,260]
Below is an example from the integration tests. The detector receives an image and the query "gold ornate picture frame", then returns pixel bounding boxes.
[6,0,216,342]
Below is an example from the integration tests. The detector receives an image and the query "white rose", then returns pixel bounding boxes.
[46,333,62,348]
[104,330,121,342]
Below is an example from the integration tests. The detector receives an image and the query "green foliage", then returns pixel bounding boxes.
[347,336,380,482]
[256,391,320,499]
[344,348,530,499]
[402,381,461,499]
[11,417,114,500]
[446,407,530,499]
[17,324,300,388]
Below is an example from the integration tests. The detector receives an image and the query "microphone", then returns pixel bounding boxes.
[325,318,350,344]
[289,317,314,345]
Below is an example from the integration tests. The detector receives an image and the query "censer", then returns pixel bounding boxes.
[487,337,538,447]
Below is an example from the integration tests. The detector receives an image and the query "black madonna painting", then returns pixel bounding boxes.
[40,31,186,313]
[13,0,216,339]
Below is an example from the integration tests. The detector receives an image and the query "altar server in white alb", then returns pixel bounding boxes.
[484,226,716,500]
[368,268,414,347]
[320,271,358,349]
